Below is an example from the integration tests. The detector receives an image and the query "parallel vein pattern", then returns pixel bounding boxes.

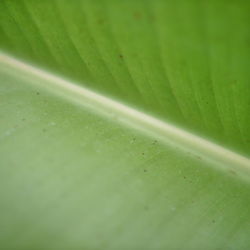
[0,0,249,155]
[1,1,250,248]
[1,53,250,249]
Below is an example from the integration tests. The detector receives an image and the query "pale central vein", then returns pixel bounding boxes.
[1,52,249,178]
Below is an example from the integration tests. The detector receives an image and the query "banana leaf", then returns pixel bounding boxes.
[0,0,250,249]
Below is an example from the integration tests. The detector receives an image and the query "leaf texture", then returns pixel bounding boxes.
[0,0,250,249]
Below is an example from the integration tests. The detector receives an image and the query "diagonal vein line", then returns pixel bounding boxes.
[1,52,249,176]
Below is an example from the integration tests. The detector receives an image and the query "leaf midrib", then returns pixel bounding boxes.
[1,51,250,181]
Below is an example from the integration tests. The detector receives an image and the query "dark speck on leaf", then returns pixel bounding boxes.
[36,92,40,95]
[229,169,237,176]
[119,54,123,59]
[133,11,141,20]
[97,19,105,25]
[144,169,147,172]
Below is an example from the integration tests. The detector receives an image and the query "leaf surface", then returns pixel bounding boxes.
[0,0,250,249]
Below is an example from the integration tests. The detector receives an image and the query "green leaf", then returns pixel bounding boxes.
[0,0,250,249]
